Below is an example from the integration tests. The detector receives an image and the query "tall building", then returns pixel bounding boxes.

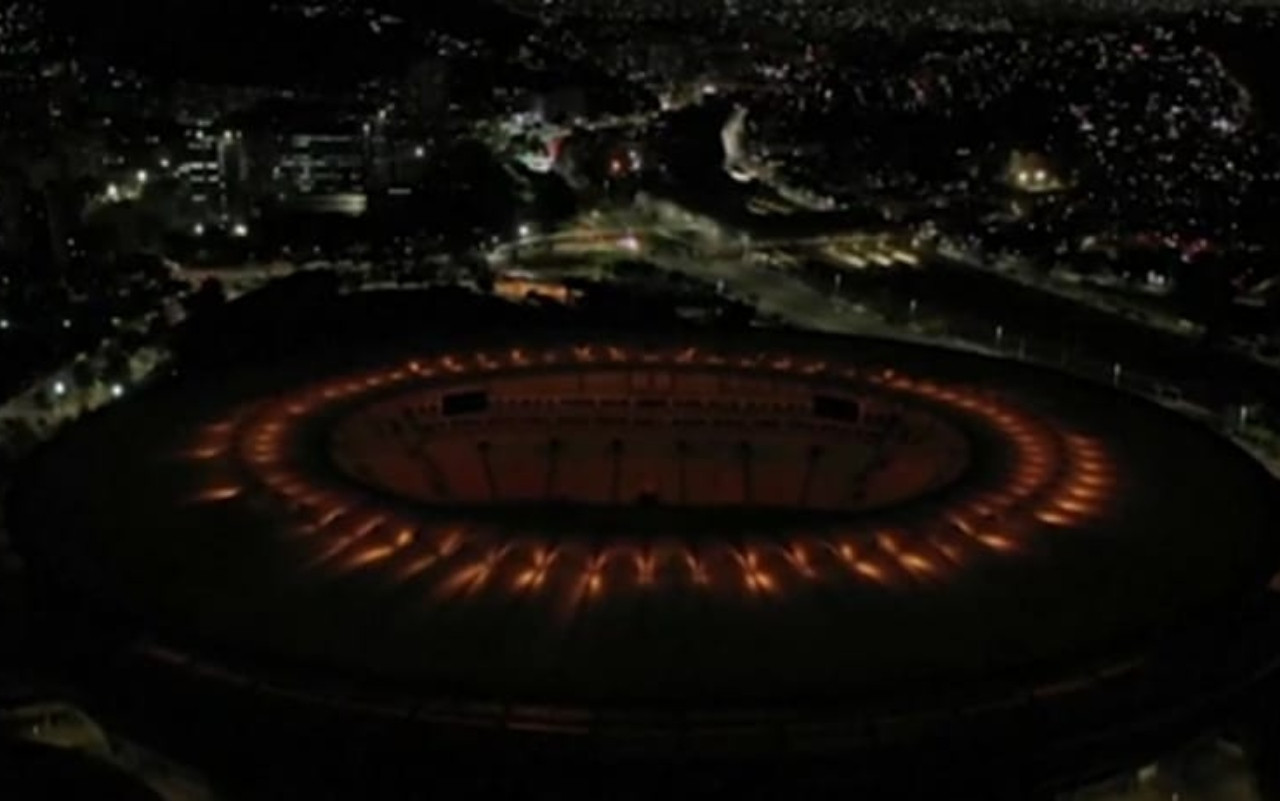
[273,130,366,197]
[174,119,231,217]
[0,2,48,134]
[0,1,44,62]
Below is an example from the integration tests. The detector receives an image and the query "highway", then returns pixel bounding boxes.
[492,210,999,358]
[499,214,879,335]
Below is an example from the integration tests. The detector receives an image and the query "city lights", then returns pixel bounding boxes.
[3,5,1280,792]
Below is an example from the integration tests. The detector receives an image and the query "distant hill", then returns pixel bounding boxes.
[47,0,528,87]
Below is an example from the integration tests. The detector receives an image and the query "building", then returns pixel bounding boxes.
[173,119,231,217]
[229,101,371,215]
[273,130,365,197]
[10,306,1280,798]
[0,2,49,142]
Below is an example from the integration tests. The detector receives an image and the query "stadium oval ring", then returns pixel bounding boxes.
[11,329,1280,762]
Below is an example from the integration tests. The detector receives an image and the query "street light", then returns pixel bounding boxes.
[518,223,531,239]
[111,383,124,399]
[232,223,249,238]
[136,169,148,184]
[0,318,8,330]
[193,222,205,237]
[53,381,66,397]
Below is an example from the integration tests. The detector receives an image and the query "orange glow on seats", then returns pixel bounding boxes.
[194,485,243,502]
[899,553,937,575]
[172,342,1122,603]
[854,561,885,583]
[977,534,1018,552]
[1036,510,1075,527]
[346,546,395,568]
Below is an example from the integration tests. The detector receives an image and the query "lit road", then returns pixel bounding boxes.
[495,215,890,335]
[653,248,886,334]
[492,210,996,358]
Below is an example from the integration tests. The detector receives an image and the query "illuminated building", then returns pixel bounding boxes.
[9,323,1280,795]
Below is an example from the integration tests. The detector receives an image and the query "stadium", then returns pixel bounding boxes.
[9,320,1280,796]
